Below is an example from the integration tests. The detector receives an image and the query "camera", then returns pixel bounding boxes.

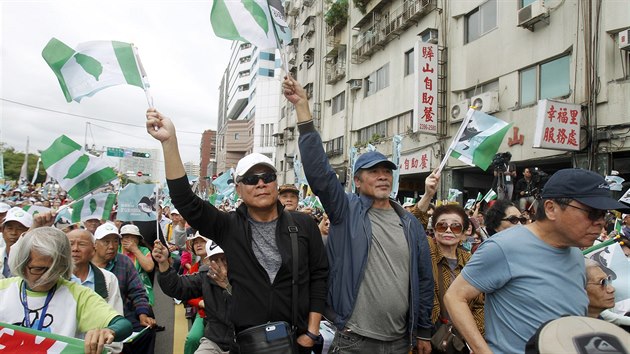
[491,152,512,172]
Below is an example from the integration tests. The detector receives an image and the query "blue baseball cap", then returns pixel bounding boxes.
[353,151,397,175]
[541,168,630,211]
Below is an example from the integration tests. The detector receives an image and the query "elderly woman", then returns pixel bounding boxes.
[484,199,525,236]
[119,224,155,305]
[0,227,132,354]
[428,204,484,345]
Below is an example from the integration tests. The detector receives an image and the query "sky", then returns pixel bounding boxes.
[0,0,233,176]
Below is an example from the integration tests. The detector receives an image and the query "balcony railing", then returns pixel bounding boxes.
[326,61,346,84]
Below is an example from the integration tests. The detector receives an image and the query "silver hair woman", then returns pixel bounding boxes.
[9,226,72,291]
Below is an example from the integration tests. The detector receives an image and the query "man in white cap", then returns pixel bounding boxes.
[0,207,33,278]
[83,215,103,235]
[147,109,328,353]
[92,223,157,354]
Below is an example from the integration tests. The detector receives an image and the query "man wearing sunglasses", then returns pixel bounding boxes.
[146,110,329,353]
[284,77,434,354]
[445,168,630,354]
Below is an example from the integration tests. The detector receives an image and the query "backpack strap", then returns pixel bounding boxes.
[284,211,299,330]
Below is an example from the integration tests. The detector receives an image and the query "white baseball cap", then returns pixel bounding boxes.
[402,202,414,208]
[205,240,224,258]
[3,207,33,228]
[0,202,11,213]
[120,224,143,239]
[187,231,210,243]
[233,153,276,181]
[94,222,120,240]
[170,209,180,215]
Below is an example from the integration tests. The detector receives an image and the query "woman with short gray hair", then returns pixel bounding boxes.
[0,227,133,354]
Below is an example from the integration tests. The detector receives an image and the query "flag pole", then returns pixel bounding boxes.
[132,45,154,108]
[265,1,290,76]
[437,109,474,174]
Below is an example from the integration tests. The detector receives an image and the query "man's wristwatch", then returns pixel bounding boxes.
[304,330,323,344]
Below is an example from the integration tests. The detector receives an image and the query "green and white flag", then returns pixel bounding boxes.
[71,193,116,223]
[23,205,51,216]
[42,38,144,102]
[483,189,497,203]
[41,135,117,200]
[475,191,483,202]
[450,109,511,171]
[211,0,292,50]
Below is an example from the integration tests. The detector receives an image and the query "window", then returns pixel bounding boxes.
[519,54,571,106]
[240,43,252,50]
[260,52,275,61]
[520,0,537,8]
[239,55,251,64]
[464,80,499,99]
[404,49,414,76]
[358,121,388,143]
[325,136,344,157]
[364,63,390,97]
[465,0,497,43]
[332,91,346,114]
[234,133,240,140]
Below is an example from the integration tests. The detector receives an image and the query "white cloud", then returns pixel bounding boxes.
[1,0,232,177]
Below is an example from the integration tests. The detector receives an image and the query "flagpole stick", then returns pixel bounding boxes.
[265,1,291,77]
[132,45,158,133]
[436,109,474,174]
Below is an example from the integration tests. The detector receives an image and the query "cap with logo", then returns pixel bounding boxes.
[205,240,224,258]
[120,224,143,239]
[0,202,11,213]
[233,153,277,181]
[94,223,121,240]
[2,207,33,228]
[541,168,630,212]
[353,151,397,175]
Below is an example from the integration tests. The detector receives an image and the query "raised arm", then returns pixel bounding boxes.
[146,108,186,180]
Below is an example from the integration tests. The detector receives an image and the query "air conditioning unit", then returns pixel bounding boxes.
[619,29,630,51]
[471,91,500,114]
[450,99,470,121]
[303,54,312,62]
[348,79,362,90]
[518,0,548,29]
[419,28,438,44]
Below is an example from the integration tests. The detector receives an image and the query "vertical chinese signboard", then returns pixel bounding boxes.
[533,99,581,151]
[399,148,432,175]
[414,41,438,134]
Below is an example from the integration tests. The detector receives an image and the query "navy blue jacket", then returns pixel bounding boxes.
[298,121,434,340]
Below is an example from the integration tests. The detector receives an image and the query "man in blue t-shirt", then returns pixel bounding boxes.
[444,168,630,354]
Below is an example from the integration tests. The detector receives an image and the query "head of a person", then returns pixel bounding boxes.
[9,227,72,292]
[623,214,630,226]
[187,232,210,258]
[66,229,95,268]
[93,223,121,262]
[204,240,226,265]
[278,184,300,211]
[484,200,523,236]
[402,201,414,212]
[2,207,33,248]
[233,153,278,211]
[585,259,615,317]
[120,224,145,247]
[170,209,182,223]
[0,202,11,224]
[431,204,470,249]
[535,168,630,248]
[523,167,532,179]
[82,216,102,234]
[353,151,397,201]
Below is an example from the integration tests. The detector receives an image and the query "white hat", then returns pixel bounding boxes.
[94,222,120,240]
[0,202,11,213]
[187,231,210,243]
[170,209,180,215]
[402,202,414,208]
[233,153,276,181]
[3,207,33,228]
[120,224,143,239]
[623,214,629,219]
[205,240,224,258]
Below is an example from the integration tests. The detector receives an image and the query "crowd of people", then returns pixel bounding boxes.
[0,75,629,354]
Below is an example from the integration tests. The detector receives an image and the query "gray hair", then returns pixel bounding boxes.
[10,227,73,288]
[585,258,604,279]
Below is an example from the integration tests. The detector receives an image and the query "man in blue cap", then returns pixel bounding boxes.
[284,76,434,354]
[445,168,630,354]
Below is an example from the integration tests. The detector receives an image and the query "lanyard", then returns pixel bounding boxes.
[21,280,56,331]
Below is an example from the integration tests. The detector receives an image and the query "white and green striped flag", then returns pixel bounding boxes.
[475,191,483,202]
[211,0,292,50]
[72,193,116,223]
[483,189,498,203]
[23,205,51,216]
[41,135,117,200]
[42,38,144,102]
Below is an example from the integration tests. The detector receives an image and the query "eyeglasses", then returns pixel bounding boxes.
[238,172,277,186]
[563,203,607,221]
[434,221,464,234]
[26,266,50,275]
[502,216,527,225]
[587,275,613,289]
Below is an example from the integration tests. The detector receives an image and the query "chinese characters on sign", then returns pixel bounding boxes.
[533,99,581,151]
[414,41,438,134]
[399,148,432,175]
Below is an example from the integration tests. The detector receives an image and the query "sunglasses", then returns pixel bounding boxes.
[587,275,613,289]
[562,203,607,221]
[434,221,464,234]
[502,216,527,225]
[238,172,277,186]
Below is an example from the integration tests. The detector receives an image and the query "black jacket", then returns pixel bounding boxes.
[158,265,233,350]
[168,176,328,333]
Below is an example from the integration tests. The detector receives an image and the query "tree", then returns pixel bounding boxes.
[1,146,46,184]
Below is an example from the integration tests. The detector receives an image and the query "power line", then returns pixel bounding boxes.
[1,97,204,135]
